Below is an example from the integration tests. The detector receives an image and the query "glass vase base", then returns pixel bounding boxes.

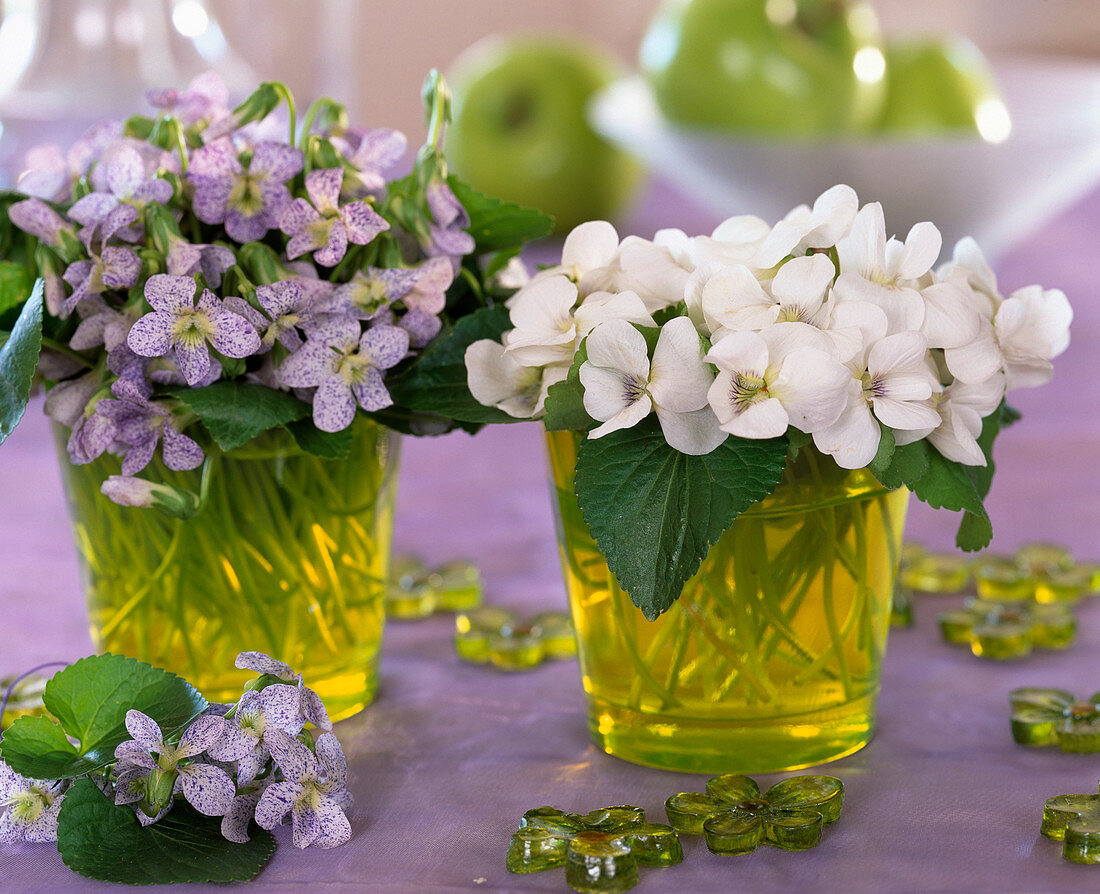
[583,692,878,775]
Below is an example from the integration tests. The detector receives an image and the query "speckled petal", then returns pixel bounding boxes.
[225,208,270,244]
[205,722,256,763]
[176,763,235,816]
[280,197,319,238]
[100,247,141,289]
[257,684,306,735]
[107,145,144,197]
[256,282,305,319]
[300,686,332,731]
[254,780,297,830]
[221,792,261,843]
[102,203,140,242]
[278,341,336,388]
[24,797,63,843]
[312,375,356,431]
[360,324,409,369]
[145,274,198,313]
[191,181,232,224]
[341,201,388,245]
[9,198,66,245]
[351,367,391,412]
[0,762,26,800]
[264,728,316,783]
[398,309,441,349]
[249,142,303,184]
[120,436,158,476]
[114,740,158,769]
[133,177,174,206]
[313,220,348,267]
[113,765,149,804]
[124,710,164,749]
[235,650,294,678]
[313,734,347,788]
[127,313,173,357]
[69,192,119,227]
[0,812,23,845]
[305,168,343,214]
[187,138,241,181]
[162,423,204,471]
[312,798,351,848]
[175,340,212,386]
[209,309,262,358]
[178,715,226,758]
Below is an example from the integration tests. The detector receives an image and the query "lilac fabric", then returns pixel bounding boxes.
[1,181,1099,892]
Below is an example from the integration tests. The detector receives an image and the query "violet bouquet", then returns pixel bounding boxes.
[0,71,551,500]
[0,652,352,884]
[462,185,1072,619]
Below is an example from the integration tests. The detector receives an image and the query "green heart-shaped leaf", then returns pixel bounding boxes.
[58,778,275,885]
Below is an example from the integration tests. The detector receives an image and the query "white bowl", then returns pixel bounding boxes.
[590,57,1100,258]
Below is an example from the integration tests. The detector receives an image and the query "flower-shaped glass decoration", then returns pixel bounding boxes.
[937,598,1076,659]
[385,555,483,619]
[455,607,576,670]
[665,774,843,855]
[1040,784,1100,864]
[900,549,971,594]
[971,542,1100,605]
[1010,688,1100,752]
[507,804,682,892]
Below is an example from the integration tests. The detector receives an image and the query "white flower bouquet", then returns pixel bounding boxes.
[464,185,1072,619]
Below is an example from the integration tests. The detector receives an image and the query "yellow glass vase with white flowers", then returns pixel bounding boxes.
[464,185,1071,773]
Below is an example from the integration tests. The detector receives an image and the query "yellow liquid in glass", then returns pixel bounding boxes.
[56,417,399,722]
[547,430,908,774]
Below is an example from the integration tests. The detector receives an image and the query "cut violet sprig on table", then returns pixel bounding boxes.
[462,185,1072,619]
[0,652,351,885]
[0,70,552,509]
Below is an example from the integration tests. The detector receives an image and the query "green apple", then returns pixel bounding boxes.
[640,0,886,135]
[877,37,1008,139]
[446,35,644,234]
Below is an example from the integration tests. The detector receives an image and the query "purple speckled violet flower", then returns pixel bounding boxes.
[166,236,236,290]
[113,711,235,819]
[280,167,388,267]
[254,728,352,849]
[319,266,421,321]
[278,316,408,431]
[425,180,475,261]
[145,71,230,126]
[235,650,331,731]
[205,683,305,788]
[127,274,261,385]
[8,198,73,247]
[225,281,313,352]
[330,127,407,198]
[188,138,303,242]
[93,377,204,475]
[0,760,67,844]
[68,142,173,241]
[60,210,142,317]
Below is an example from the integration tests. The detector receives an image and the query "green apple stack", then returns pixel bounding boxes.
[446,35,644,234]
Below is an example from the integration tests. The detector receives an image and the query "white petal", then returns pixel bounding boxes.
[807,184,859,246]
[701,265,773,333]
[834,274,925,333]
[769,254,835,309]
[655,405,727,455]
[716,395,789,439]
[705,330,769,377]
[580,364,639,422]
[588,393,653,438]
[920,282,980,349]
[507,275,577,336]
[573,290,656,338]
[813,383,880,469]
[873,395,942,431]
[648,316,712,413]
[868,331,929,377]
[895,221,942,281]
[945,322,1003,385]
[583,318,650,380]
[838,203,886,280]
[465,340,542,418]
[768,350,851,432]
[562,220,619,276]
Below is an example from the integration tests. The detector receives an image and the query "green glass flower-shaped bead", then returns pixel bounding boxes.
[1010,688,1100,752]
[669,774,843,856]
[936,598,1076,659]
[506,826,569,873]
[617,822,684,867]
[454,607,575,670]
[891,586,914,628]
[386,555,484,619]
[972,555,1033,602]
[1016,542,1074,578]
[565,831,638,894]
[1040,787,1100,864]
[1034,564,1098,604]
[901,550,971,593]
[509,803,682,888]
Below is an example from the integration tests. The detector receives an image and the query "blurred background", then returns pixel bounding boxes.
[0,0,1096,256]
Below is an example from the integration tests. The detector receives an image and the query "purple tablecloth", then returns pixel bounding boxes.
[2,180,1099,893]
